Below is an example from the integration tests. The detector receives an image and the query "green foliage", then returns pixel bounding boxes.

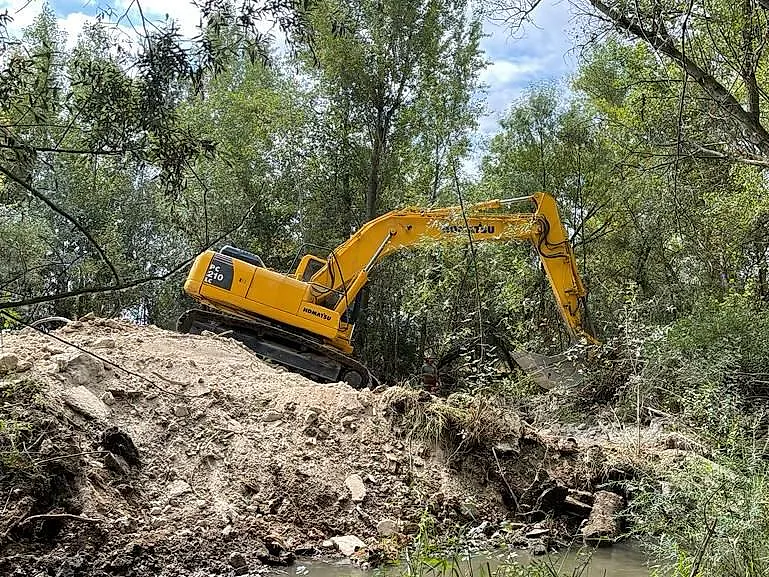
[631,433,769,577]
[0,378,44,469]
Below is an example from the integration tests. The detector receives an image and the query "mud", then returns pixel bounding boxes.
[0,318,647,576]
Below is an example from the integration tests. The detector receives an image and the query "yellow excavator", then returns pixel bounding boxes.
[179,192,597,387]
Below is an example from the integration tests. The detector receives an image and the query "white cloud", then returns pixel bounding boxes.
[480,58,543,85]
[0,0,45,34]
[477,0,580,136]
[58,11,96,48]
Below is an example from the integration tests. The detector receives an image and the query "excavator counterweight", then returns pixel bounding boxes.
[179,192,597,387]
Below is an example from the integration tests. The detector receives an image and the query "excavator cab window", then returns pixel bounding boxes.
[220,245,265,268]
[297,255,326,282]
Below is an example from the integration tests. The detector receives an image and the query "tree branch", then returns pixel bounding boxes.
[587,0,769,158]
[0,163,122,285]
[0,204,256,311]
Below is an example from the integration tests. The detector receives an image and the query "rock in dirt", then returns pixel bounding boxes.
[331,535,366,556]
[62,385,110,420]
[0,353,18,374]
[564,496,593,517]
[376,519,398,536]
[228,552,247,569]
[173,404,189,417]
[57,352,105,385]
[167,479,192,498]
[104,452,131,476]
[93,337,116,349]
[582,490,624,544]
[263,410,283,422]
[345,474,366,503]
[100,427,141,467]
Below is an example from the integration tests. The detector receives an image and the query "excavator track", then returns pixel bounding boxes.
[177,309,373,388]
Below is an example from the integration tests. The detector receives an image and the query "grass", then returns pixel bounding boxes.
[382,387,522,461]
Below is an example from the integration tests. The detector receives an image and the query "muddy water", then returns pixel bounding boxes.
[281,542,651,577]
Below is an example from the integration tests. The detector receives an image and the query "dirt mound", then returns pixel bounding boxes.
[0,318,635,576]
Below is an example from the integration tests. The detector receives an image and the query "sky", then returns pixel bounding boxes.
[0,0,579,139]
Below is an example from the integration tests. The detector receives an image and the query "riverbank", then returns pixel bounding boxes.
[0,318,674,575]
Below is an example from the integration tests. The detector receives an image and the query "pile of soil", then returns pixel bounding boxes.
[0,318,639,576]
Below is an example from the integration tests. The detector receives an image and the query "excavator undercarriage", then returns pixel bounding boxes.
[177,308,373,388]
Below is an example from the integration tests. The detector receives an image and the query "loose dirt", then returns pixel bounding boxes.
[0,318,652,576]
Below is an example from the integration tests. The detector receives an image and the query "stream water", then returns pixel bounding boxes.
[278,542,652,577]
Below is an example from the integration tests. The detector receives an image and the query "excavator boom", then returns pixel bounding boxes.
[180,192,597,386]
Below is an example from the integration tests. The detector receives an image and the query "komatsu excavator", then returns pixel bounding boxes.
[179,192,597,387]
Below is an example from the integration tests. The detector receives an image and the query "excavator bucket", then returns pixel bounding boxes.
[509,349,584,390]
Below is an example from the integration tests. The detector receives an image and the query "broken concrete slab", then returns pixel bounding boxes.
[62,385,110,420]
[330,535,366,556]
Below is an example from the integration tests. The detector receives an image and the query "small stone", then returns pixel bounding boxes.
[263,410,283,422]
[57,352,105,385]
[228,552,247,569]
[173,404,189,418]
[100,391,115,406]
[149,506,163,516]
[320,539,335,549]
[104,452,131,476]
[222,525,234,538]
[61,320,84,333]
[376,519,397,536]
[532,543,547,556]
[167,479,192,498]
[493,442,518,455]
[564,496,593,517]
[557,437,579,454]
[79,312,96,321]
[345,474,366,503]
[526,528,550,538]
[340,416,356,428]
[0,353,18,374]
[16,360,32,372]
[330,535,366,557]
[93,337,116,349]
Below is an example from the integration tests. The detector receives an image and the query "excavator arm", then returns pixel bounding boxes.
[304,192,595,345]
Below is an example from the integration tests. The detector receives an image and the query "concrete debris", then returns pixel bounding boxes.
[344,474,366,503]
[330,535,366,557]
[62,385,110,420]
[582,491,624,544]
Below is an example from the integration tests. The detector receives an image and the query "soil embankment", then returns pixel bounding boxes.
[0,318,642,576]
